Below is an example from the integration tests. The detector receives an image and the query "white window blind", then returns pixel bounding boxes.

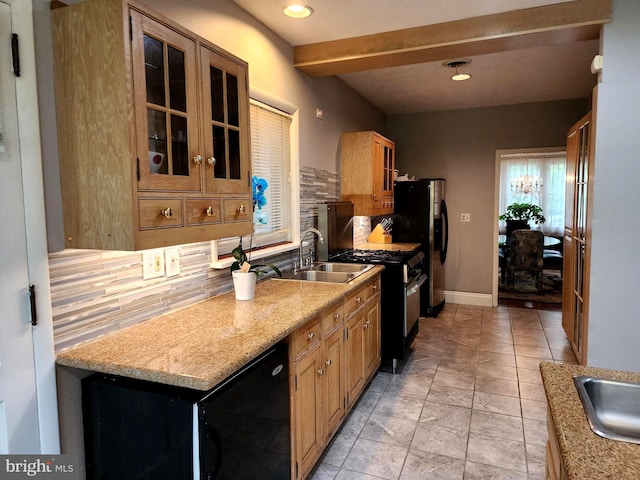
[250,100,292,247]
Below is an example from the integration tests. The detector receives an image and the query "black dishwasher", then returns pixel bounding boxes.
[82,342,290,480]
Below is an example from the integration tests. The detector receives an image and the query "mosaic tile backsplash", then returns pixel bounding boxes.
[50,166,340,351]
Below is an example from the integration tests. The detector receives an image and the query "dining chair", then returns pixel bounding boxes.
[505,229,544,291]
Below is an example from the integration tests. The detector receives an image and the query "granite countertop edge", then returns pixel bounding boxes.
[540,361,640,479]
[56,266,384,392]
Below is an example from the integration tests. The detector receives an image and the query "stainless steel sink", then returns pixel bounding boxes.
[574,375,640,444]
[276,262,374,283]
[310,262,374,274]
[279,270,356,283]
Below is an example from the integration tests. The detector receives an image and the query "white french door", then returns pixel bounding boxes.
[0,0,59,453]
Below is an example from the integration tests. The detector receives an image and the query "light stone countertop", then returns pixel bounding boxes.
[540,362,640,479]
[354,242,421,251]
[56,266,383,391]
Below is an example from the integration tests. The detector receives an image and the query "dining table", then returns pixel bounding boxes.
[498,234,561,248]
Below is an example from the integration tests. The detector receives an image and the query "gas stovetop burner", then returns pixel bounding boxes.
[329,248,420,265]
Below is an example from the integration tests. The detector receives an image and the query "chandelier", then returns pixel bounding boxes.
[511,173,543,195]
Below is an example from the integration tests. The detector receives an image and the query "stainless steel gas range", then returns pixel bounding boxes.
[330,248,426,372]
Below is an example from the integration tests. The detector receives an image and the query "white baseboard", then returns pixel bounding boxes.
[444,290,494,307]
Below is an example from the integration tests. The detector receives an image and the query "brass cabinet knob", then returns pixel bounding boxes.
[207,157,216,166]
[193,154,203,165]
[238,205,246,214]
[356,296,362,304]
[325,359,331,367]
[160,208,173,218]
[334,312,341,320]
[307,332,315,341]
[317,368,324,376]
[205,206,215,217]
[372,284,378,290]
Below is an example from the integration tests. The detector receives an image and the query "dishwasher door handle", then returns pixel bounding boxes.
[407,274,427,296]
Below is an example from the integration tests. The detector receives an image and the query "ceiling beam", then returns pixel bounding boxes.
[293,0,611,77]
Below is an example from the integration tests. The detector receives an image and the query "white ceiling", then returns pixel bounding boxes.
[232,0,600,114]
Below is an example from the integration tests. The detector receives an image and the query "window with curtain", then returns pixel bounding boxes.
[498,149,566,237]
[212,99,293,257]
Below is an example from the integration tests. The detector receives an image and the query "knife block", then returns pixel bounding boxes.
[367,224,392,244]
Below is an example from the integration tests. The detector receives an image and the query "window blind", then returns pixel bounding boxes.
[249,100,292,247]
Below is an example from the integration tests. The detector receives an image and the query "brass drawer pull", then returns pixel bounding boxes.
[238,205,246,214]
[207,156,216,166]
[160,208,173,218]
[205,206,215,217]
[307,332,315,341]
[193,154,203,165]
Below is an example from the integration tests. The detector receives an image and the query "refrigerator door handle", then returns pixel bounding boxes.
[440,199,449,265]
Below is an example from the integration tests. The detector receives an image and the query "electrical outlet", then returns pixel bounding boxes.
[165,247,181,277]
[142,249,165,279]
[461,213,471,223]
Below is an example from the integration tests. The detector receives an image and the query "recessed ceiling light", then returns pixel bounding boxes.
[283,4,314,18]
[442,59,472,81]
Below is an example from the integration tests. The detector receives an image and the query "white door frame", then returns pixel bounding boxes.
[4,0,60,453]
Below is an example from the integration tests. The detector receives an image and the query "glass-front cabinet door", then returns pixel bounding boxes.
[200,46,250,195]
[131,11,201,192]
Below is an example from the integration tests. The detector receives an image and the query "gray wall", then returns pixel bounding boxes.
[587,0,640,370]
[35,0,386,251]
[388,100,589,295]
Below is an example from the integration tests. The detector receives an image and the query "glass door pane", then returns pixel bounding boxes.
[132,11,200,192]
[201,46,249,195]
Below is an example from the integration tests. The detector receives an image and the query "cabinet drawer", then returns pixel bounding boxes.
[186,198,222,225]
[139,199,183,229]
[292,317,321,359]
[223,198,252,223]
[365,277,380,299]
[323,302,345,334]
[345,287,366,317]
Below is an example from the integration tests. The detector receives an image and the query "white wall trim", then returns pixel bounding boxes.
[444,290,494,307]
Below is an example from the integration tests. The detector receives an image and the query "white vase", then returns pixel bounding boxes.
[232,271,257,300]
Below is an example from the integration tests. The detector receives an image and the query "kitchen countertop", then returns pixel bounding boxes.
[56,266,383,391]
[540,362,640,479]
[355,242,421,251]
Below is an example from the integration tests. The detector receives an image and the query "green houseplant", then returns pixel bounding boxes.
[499,202,546,225]
[499,202,546,236]
[230,237,281,300]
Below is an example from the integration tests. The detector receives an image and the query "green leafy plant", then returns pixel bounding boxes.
[499,202,546,225]
[230,237,282,277]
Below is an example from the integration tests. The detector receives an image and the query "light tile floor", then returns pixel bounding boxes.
[310,303,577,480]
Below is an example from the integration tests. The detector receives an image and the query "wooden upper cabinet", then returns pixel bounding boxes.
[52,0,252,251]
[341,131,395,216]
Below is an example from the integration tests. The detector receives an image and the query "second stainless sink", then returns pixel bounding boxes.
[574,375,640,444]
[276,262,374,283]
[311,262,374,274]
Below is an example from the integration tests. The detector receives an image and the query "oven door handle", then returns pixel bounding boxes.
[407,274,427,295]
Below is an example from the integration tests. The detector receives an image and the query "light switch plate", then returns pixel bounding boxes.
[165,247,181,277]
[142,249,165,279]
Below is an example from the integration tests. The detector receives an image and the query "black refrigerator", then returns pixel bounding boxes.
[394,178,449,316]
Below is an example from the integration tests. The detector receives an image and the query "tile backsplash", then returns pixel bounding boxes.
[50,166,340,351]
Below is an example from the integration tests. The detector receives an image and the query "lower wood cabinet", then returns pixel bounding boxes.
[546,409,567,480]
[290,276,381,479]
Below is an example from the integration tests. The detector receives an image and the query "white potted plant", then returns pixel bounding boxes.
[230,237,281,300]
